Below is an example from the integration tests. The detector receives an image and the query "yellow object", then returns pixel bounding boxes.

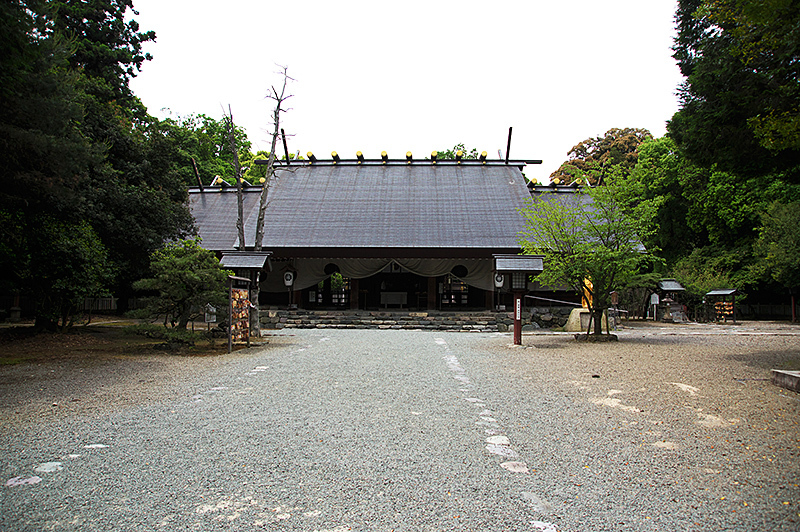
[582,279,593,308]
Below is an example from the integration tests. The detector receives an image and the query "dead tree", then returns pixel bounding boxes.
[223,105,247,251]
[254,66,293,251]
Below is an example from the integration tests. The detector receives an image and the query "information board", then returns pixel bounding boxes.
[230,288,250,343]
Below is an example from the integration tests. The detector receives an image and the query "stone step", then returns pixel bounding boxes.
[259,310,513,332]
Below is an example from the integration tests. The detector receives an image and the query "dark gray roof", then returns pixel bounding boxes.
[706,289,738,296]
[658,279,686,291]
[190,189,261,250]
[219,251,271,269]
[189,161,535,251]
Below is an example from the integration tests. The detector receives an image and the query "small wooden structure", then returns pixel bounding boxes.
[705,288,739,324]
[228,275,253,353]
[658,279,688,322]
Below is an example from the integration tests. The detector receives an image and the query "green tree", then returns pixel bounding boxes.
[132,239,231,329]
[53,0,155,106]
[630,134,800,311]
[519,170,659,337]
[29,220,113,331]
[669,0,800,177]
[435,143,480,160]
[550,128,653,185]
[156,113,252,186]
[1,0,196,325]
[629,137,708,265]
[753,201,800,320]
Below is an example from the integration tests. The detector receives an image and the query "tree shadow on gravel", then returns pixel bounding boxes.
[0,324,231,365]
[727,350,800,371]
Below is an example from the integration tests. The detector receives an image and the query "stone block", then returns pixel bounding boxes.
[772,370,800,393]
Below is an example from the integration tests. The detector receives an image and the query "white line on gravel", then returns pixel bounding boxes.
[435,337,560,530]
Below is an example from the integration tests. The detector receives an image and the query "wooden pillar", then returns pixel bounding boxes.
[350,278,360,310]
[485,289,494,310]
[427,277,437,310]
[513,290,523,345]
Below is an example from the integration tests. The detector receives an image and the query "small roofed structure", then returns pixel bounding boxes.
[189,153,543,311]
[705,289,739,324]
[658,279,688,323]
[658,279,686,293]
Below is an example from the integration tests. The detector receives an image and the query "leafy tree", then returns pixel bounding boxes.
[0,0,195,326]
[53,0,155,106]
[631,131,800,313]
[132,239,231,329]
[629,137,708,265]
[550,128,653,185]
[29,219,113,331]
[669,0,800,177]
[155,113,252,186]
[670,244,751,304]
[519,170,659,337]
[435,143,480,160]
[753,201,800,320]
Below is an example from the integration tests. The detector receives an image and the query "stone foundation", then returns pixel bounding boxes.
[528,306,574,329]
[260,309,516,332]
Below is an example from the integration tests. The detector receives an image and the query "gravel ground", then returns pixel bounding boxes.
[0,321,798,531]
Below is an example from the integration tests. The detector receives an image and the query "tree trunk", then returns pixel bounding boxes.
[254,68,291,251]
[225,106,246,250]
[178,307,191,330]
[592,308,604,335]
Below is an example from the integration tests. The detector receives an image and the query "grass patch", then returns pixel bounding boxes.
[0,322,230,363]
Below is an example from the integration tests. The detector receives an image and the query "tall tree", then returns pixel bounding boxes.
[669,0,800,177]
[0,0,194,328]
[254,67,293,252]
[223,106,247,251]
[550,128,653,185]
[661,0,800,311]
[53,0,155,106]
[753,201,800,321]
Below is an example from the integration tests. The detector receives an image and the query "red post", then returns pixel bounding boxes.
[513,291,523,345]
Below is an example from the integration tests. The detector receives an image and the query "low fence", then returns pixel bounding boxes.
[739,303,799,319]
[81,297,118,311]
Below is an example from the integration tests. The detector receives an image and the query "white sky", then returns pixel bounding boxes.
[129,0,683,183]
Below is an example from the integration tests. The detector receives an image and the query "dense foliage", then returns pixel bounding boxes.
[435,144,481,160]
[549,1,800,316]
[654,0,800,309]
[0,0,195,329]
[550,128,653,186]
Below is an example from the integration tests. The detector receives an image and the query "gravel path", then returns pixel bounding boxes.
[1,323,798,531]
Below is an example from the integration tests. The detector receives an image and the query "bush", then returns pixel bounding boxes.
[124,323,208,349]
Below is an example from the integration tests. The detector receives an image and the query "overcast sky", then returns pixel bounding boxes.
[129,0,683,183]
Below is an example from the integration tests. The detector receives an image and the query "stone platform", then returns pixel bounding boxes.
[259,309,515,332]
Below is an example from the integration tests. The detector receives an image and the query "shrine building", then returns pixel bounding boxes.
[189,152,550,311]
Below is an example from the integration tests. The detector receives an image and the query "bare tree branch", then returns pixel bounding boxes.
[223,104,246,250]
[254,66,293,252]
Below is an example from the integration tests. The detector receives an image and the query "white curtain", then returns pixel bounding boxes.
[262,257,495,293]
